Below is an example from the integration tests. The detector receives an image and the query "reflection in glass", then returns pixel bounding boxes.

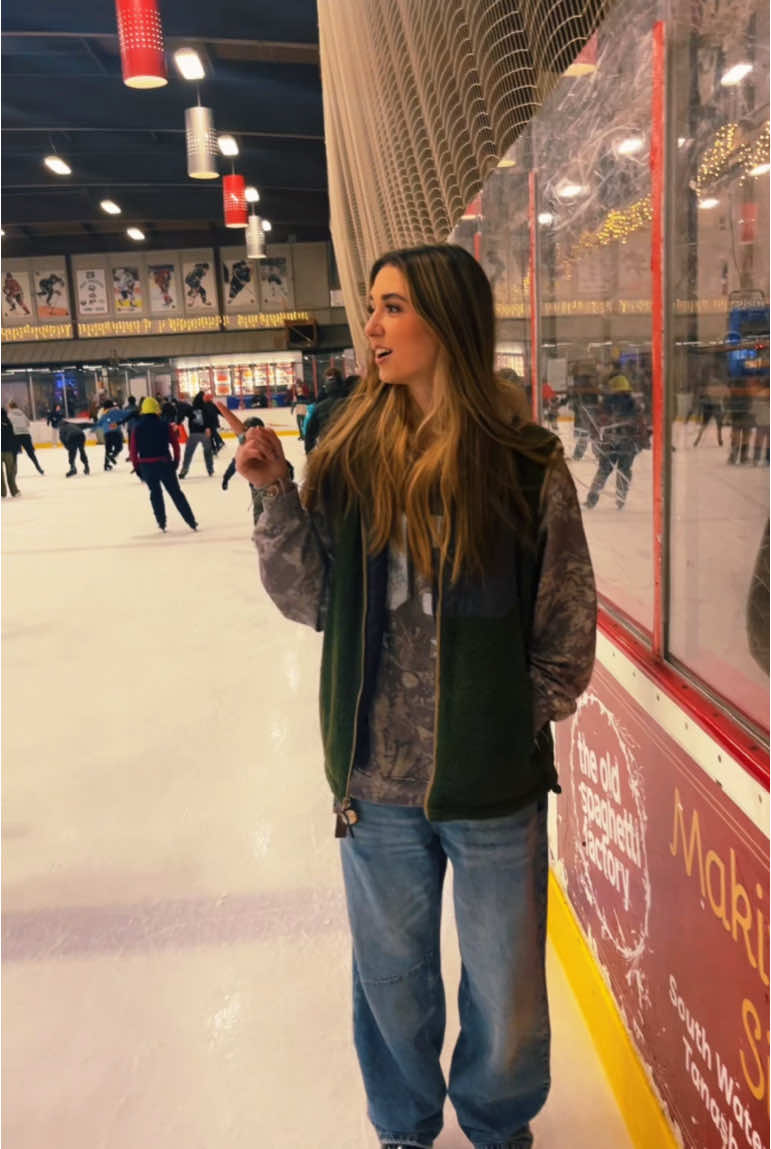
[533,0,655,630]
[668,0,769,729]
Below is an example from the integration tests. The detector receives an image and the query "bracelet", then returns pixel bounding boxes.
[259,474,291,498]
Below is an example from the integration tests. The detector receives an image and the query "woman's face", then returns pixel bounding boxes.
[364,265,440,393]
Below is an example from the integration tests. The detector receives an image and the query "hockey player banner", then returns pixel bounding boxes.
[182,259,216,311]
[257,251,294,312]
[147,263,179,313]
[554,661,769,1149]
[2,269,34,323]
[112,266,143,312]
[222,255,257,310]
[33,269,70,320]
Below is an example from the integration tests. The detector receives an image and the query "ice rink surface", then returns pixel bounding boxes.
[2,424,634,1148]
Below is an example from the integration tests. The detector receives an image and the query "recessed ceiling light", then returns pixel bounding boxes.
[557,182,587,199]
[720,63,752,86]
[617,136,644,156]
[218,135,239,156]
[262,220,272,232]
[173,48,205,81]
[538,212,555,225]
[126,227,145,241]
[698,197,719,210]
[245,186,260,203]
[750,162,770,176]
[44,155,72,176]
[100,199,122,215]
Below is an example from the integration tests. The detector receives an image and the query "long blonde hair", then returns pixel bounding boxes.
[302,244,556,583]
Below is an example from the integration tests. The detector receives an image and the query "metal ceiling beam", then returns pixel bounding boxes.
[1,126,324,141]
[1,30,319,61]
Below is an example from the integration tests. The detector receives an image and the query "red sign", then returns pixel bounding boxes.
[555,662,769,1149]
[740,203,758,245]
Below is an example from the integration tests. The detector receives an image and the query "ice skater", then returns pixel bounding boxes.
[6,400,44,474]
[176,391,216,477]
[692,370,726,447]
[95,400,127,470]
[129,397,198,532]
[584,377,649,510]
[58,421,90,477]
[1,408,21,497]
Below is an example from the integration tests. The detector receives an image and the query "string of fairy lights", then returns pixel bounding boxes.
[544,118,770,273]
[693,120,770,196]
[574,196,653,254]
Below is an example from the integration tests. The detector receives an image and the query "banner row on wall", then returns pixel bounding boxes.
[2,246,300,342]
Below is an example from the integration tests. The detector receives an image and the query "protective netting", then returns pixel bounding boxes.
[318,0,614,354]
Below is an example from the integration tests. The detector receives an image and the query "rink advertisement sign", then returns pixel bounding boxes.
[554,662,769,1149]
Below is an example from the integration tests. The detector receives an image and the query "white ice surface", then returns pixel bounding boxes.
[3,423,633,1148]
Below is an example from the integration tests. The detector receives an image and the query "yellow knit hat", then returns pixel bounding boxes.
[141,397,161,415]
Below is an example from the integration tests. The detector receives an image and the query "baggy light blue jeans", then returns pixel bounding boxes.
[339,796,550,1149]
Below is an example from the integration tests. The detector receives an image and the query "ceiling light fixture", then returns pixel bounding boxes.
[223,174,248,228]
[44,155,72,176]
[557,182,587,199]
[100,199,122,215]
[173,47,205,81]
[537,212,555,225]
[616,136,644,156]
[245,186,260,203]
[750,162,770,176]
[698,197,719,210]
[126,227,146,240]
[115,0,167,89]
[720,63,752,86]
[185,106,218,179]
[246,214,265,260]
[218,135,239,157]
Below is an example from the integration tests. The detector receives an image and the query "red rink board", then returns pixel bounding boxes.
[555,661,769,1149]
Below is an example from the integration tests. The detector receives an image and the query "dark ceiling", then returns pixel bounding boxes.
[1,0,329,257]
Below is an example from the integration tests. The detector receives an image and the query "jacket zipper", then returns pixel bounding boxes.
[423,549,446,821]
[334,511,369,838]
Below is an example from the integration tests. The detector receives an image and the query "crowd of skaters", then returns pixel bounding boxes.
[1,389,233,528]
[1,384,320,530]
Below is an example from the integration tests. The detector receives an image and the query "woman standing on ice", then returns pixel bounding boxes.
[236,243,596,1149]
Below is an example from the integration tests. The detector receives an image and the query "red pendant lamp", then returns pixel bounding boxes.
[116,0,167,89]
[223,174,248,228]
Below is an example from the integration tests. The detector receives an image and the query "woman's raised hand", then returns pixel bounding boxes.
[235,426,290,487]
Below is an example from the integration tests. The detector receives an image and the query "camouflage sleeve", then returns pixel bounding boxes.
[252,482,331,630]
[530,456,597,731]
